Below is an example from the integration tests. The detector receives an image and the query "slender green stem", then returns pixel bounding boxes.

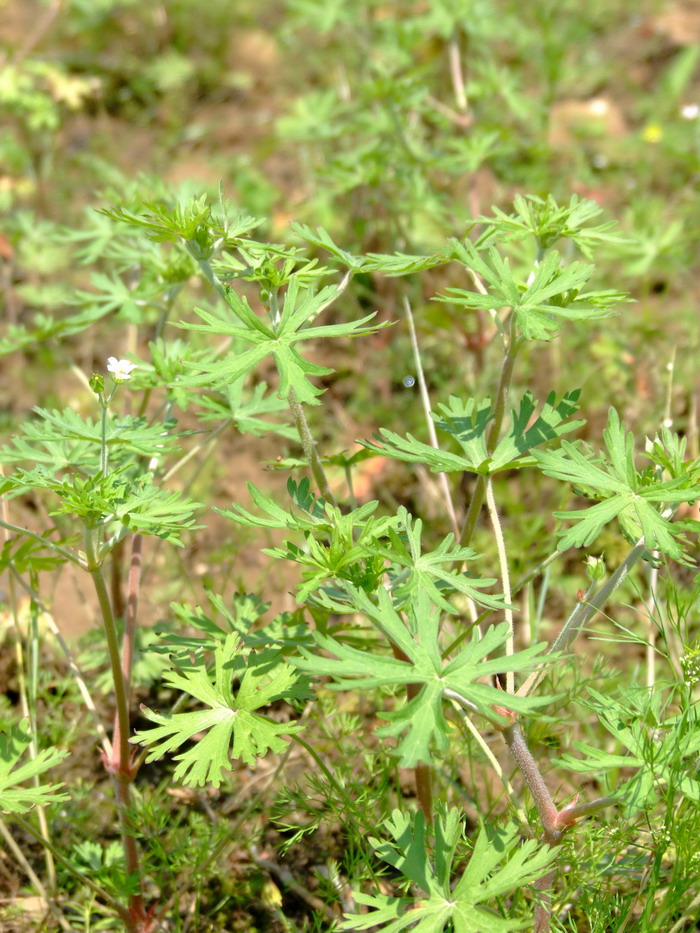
[459,321,520,548]
[10,567,112,757]
[517,538,647,698]
[449,701,530,831]
[485,478,515,693]
[5,561,57,892]
[184,242,228,303]
[161,419,229,483]
[86,545,131,769]
[288,388,338,507]
[403,295,459,537]
[443,549,562,658]
[84,529,145,924]
[100,398,108,476]
[0,818,50,907]
[0,520,81,566]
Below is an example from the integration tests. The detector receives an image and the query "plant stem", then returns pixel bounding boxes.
[517,538,647,698]
[121,533,143,699]
[288,387,338,507]
[84,529,145,927]
[451,705,530,830]
[460,320,519,548]
[10,567,112,757]
[448,35,467,112]
[503,723,559,932]
[0,520,82,566]
[161,419,229,483]
[485,478,515,692]
[502,722,617,932]
[403,295,459,538]
[100,397,108,475]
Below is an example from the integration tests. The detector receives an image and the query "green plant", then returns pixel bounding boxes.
[1,186,698,933]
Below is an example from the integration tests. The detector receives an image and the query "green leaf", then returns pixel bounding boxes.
[158,591,313,661]
[290,222,365,270]
[194,380,297,439]
[362,251,446,276]
[534,408,698,560]
[443,240,625,341]
[375,507,506,614]
[177,280,387,404]
[477,194,625,256]
[134,633,304,785]
[362,391,582,476]
[0,722,68,815]
[554,688,700,815]
[0,408,182,472]
[296,588,553,767]
[217,477,328,532]
[0,469,201,546]
[341,808,557,933]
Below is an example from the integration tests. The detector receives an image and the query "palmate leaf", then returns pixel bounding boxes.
[481,194,624,256]
[0,468,201,546]
[442,240,624,340]
[290,222,366,270]
[177,277,388,404]
[134,633,304,785]
[0,721,68,815]
[375,506,506,614]
[71,271,162,324]
[0,407,182,470]
[362,391,582,476]
[342,808,557,933]
[553,689,700,816]
[217,477,329,532]
[295,587,553,767]
[534,408,698,560]
[162,590,313,660]
[194,379,297,439]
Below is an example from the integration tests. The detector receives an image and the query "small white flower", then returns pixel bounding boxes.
[106,357,137,383]
[681,103,699,120]
[588,98,609,116]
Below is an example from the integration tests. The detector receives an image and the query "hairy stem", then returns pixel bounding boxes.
[0,520,82,566]
[288,387,338,507]
[121,533,143,700]
[503,723,559,932]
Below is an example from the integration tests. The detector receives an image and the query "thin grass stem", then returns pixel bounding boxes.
[485,477,515,692]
